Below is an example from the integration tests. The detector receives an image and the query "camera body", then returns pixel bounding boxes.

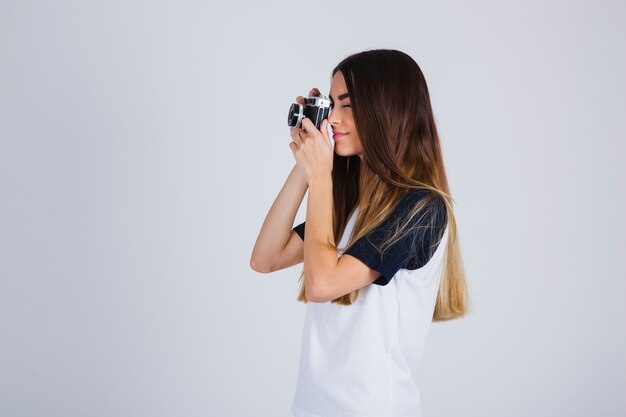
[288,95,331,130]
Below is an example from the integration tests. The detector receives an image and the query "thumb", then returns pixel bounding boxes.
[321,120,331,145]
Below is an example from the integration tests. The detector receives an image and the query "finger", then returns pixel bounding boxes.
[300,117,317,134]
[309,88,320,97]
[290,127,303,144]
[296,95,304,105]
[320,119,331,145]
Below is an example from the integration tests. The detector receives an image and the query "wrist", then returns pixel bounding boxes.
[308,173,332,188]
[292,163,305,177]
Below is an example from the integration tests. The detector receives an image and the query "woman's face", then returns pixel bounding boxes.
[328,71,363,160]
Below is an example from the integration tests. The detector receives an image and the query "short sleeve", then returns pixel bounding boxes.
[293,221,305,241]
[343,191,448,286]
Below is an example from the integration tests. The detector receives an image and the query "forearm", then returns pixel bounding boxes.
[303,173,338,297]
[251,163,309,266]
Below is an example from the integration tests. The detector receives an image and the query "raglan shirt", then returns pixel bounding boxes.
[291,190,449,417]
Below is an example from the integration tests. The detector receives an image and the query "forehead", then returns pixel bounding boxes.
[329,71,348,97]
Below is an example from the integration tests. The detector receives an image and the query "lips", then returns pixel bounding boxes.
[333,132,348,140]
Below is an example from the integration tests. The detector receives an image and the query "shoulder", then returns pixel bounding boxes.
[342,189,448,286]
[393,189,447,225]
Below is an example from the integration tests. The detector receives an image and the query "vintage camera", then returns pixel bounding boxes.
[287,94,331,130]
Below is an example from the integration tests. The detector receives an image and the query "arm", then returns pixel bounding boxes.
[302,174,338,298]
[250,163,308,273]
[303,174,382,302]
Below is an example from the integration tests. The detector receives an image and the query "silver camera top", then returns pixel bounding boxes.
[305,95,331,108]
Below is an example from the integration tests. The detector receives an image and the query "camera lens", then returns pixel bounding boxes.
[288,103,304,128]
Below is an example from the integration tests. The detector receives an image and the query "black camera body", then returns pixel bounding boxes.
[288,95,331,130]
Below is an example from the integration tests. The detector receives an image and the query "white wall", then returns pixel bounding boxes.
[1,1,624,416]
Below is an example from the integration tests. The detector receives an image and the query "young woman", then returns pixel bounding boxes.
[251,49,470,417]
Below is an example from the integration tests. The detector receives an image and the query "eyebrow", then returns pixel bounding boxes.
[329,93,350,103]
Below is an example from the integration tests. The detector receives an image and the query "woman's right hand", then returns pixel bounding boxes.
[292,88,322,177]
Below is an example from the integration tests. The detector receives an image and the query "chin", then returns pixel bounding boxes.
[334,147,350,156]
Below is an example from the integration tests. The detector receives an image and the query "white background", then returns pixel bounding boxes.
[1,1,625,416]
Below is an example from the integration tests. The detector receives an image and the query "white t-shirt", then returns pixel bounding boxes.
[291,190,449,417]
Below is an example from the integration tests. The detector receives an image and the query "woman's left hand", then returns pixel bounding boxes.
[289,117,333,184]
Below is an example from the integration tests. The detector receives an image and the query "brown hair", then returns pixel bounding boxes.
[296,49,471,321]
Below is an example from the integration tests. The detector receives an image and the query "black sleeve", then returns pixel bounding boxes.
[293,221,305,241]
[343,191,448,286]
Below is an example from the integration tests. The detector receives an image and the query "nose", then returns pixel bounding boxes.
[328,108,341,126]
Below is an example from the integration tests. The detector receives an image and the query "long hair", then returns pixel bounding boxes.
[296,49,471,321]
